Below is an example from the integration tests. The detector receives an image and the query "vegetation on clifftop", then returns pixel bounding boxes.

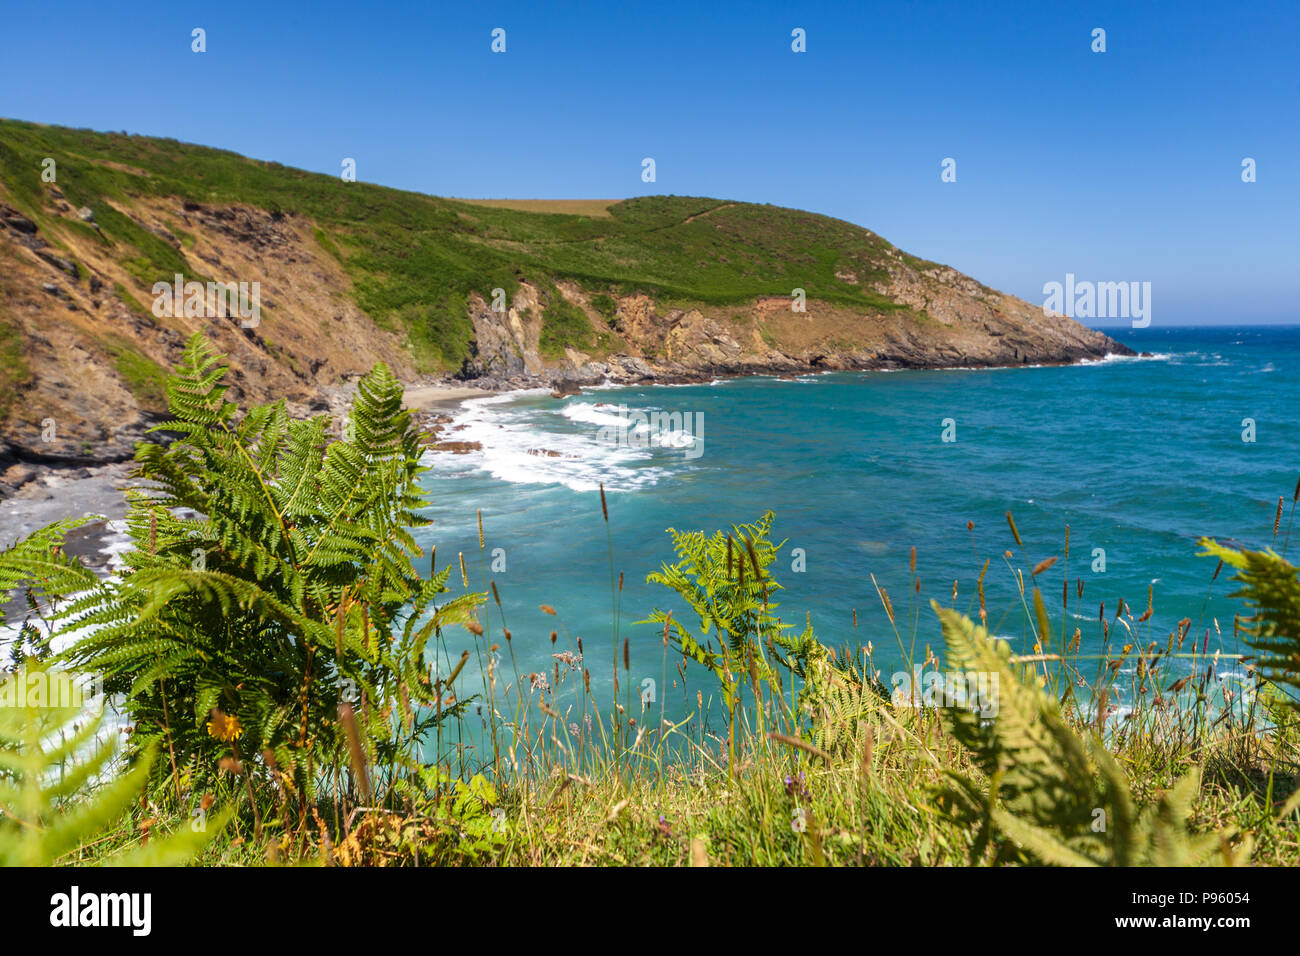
[0,118,929,372]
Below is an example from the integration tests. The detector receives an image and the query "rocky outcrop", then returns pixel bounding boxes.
[447,264,1131,396]
[459,285,545,379]
[0,189,1130,474]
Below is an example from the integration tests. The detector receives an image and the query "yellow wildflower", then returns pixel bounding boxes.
[206,710,244,742]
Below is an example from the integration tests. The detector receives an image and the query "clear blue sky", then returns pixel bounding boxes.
[3,0,1296,324]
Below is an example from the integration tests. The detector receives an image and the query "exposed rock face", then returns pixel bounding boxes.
[452,264,1130,395]
[0,195,415,468]
[461,285,545,379]
[0,189,1130,472]
[0,205,37,234]
[609,294,667,354]
[664,311,744,366]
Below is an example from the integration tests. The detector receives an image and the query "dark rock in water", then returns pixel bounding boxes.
[61,519,118,569]
[551,381,582,398]
[431,440,482,455]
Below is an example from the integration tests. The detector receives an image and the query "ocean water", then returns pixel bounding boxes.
[416,326,1300,719]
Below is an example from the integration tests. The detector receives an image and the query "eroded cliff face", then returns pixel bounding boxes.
[458,262,1130,393]
[0,193,415,470]
[0,187,1129,476]
[460,285,546,379]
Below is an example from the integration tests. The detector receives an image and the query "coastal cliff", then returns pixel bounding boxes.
[0,119,1130,480]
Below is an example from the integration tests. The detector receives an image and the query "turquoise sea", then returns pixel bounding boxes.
[415,326,1300,723]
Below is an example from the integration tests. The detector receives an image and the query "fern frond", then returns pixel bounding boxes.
[1199,538,1300,710]
[932,602,1239,866]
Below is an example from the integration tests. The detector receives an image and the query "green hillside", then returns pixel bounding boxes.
[0,118,932,370]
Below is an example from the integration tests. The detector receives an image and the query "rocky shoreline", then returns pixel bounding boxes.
[401,339,1145,456]
[447,342,1138,395]
[1,341,1141,493]
[0,342,1147,574]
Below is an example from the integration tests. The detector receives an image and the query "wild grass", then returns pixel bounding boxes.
[101,333,168,411]
[18,495,1300,868]
[1,350,1297,867]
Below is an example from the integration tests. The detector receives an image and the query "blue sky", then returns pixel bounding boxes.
[3,0,1296,324]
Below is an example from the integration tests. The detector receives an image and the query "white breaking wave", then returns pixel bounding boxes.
[1076,351,1174,365]
[655,429,699,449]
[1157,350,1228,367]
[560,402,635,428]
[424,394,697,492]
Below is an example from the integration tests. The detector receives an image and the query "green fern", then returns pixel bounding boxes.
[803,656,883,757]
[643,511,893,767]
[931,602,1241,865]
[1,517,102,667]
[0,663,226,865]
[52,333,484,805]
[643,513,814,706]
[1199,538,1300,712]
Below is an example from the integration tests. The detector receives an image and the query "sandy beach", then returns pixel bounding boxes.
[402,384,500,411]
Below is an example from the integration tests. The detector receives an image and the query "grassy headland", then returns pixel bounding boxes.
[0,118,1125,468]
[0,118,921,369]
